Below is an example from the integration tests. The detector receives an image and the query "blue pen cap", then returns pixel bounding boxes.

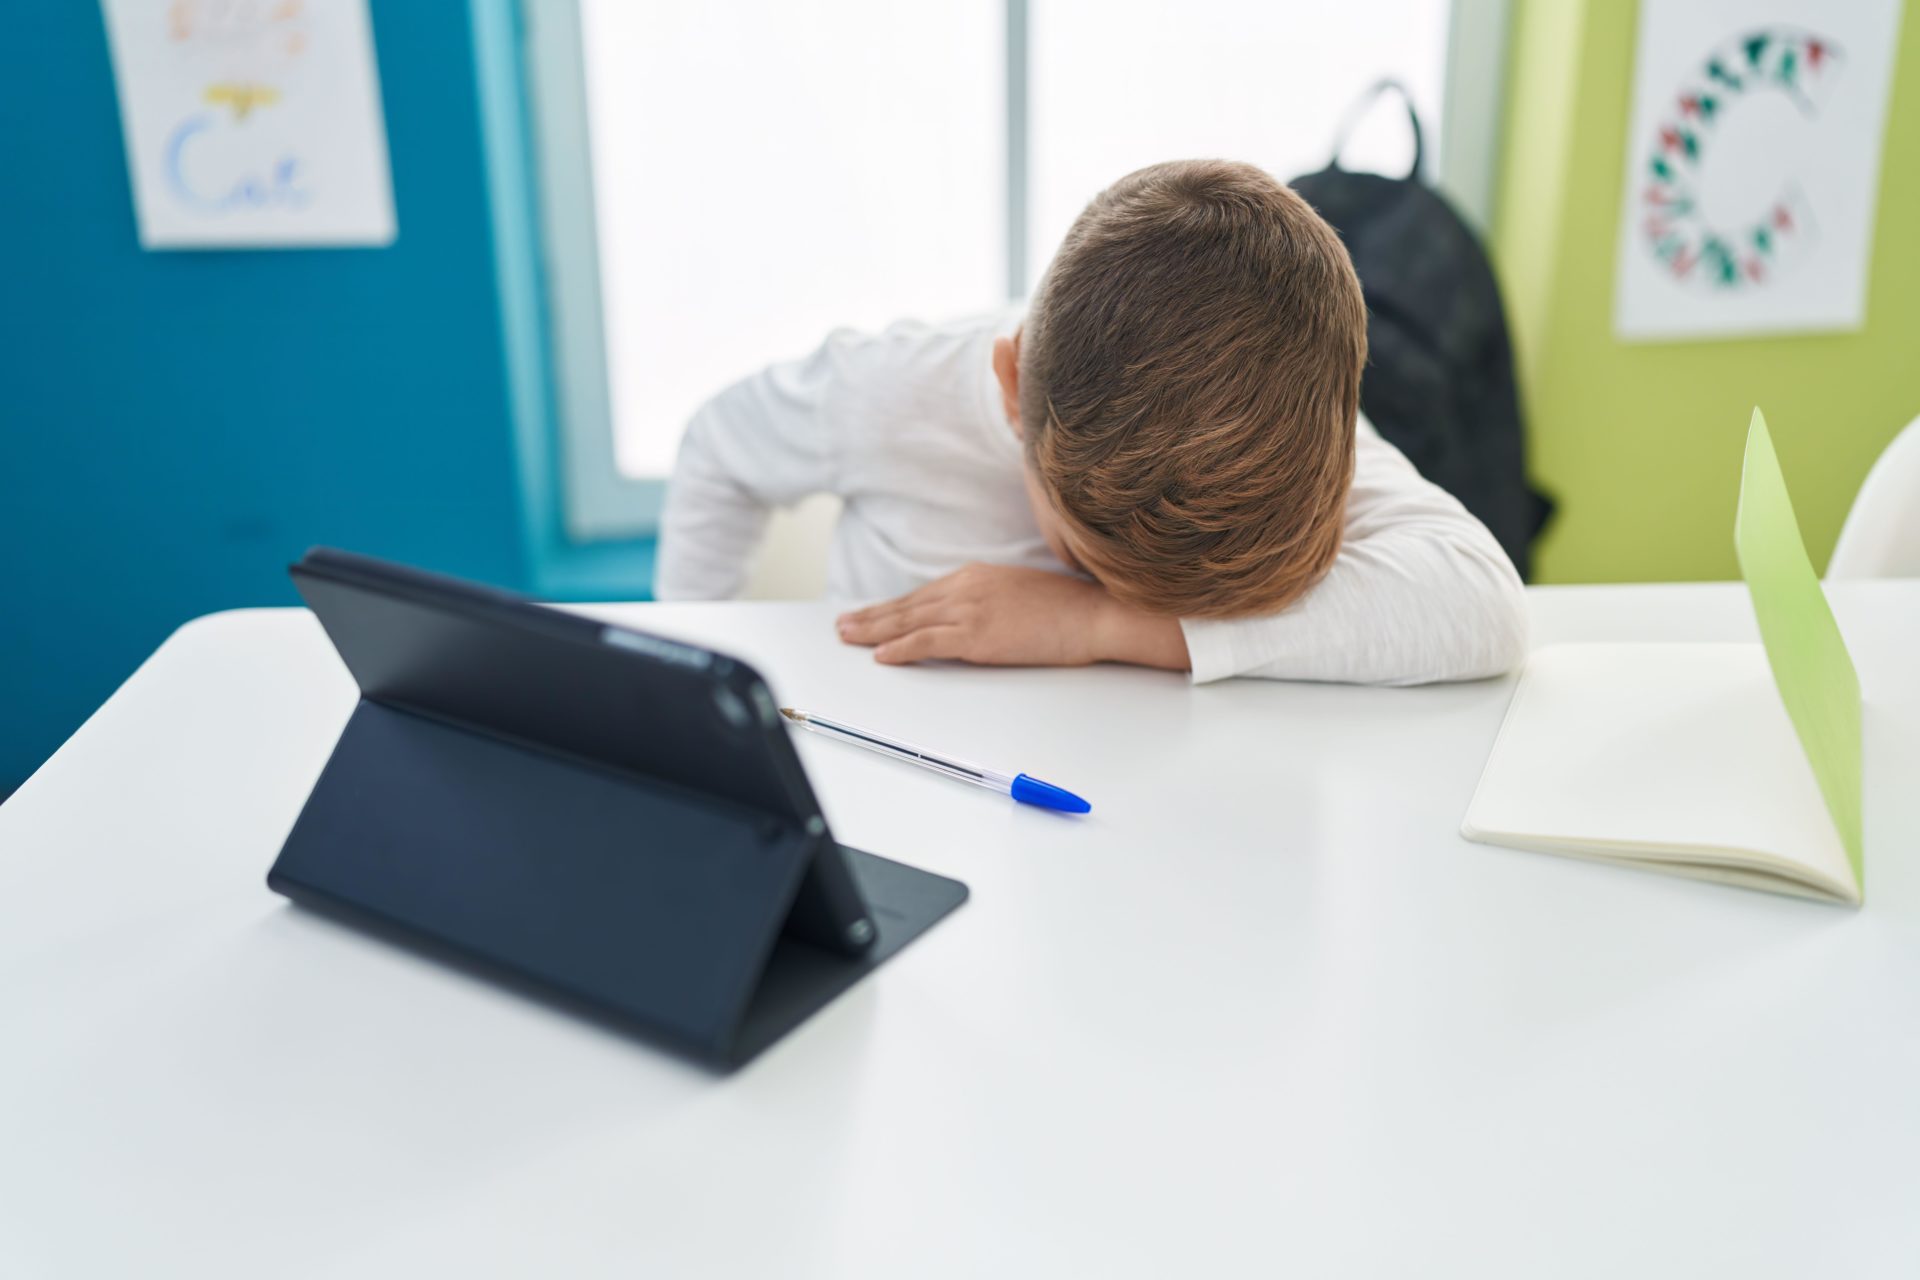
[1010,773,1092,814]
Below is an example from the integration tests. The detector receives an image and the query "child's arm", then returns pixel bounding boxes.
[838,423,1526,683]
[1177,423,1528,684]
[654,342,844,600]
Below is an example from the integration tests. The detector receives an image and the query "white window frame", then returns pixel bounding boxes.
[524,0,1511,542]
[1437,0,1513,232]
[522,0,660,540]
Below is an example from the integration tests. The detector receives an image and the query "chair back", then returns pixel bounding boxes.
[1828,415,1920,579]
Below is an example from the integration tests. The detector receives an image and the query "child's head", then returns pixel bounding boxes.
[993,159,1366,619]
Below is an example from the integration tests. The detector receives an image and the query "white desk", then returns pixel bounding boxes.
[3,583,1917,1279]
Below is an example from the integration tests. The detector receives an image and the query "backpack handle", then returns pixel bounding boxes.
[1327,78,1425,182]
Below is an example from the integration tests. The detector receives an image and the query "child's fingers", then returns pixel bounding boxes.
[874,625,966,665]
[838,590,924,631]
[840,604,939,645]
[840,573,963,627]
[836,609,893,643]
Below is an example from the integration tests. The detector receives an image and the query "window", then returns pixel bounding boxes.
[530,0,1502,539]
[1026,0,1449,291]
[579,0,1004,481]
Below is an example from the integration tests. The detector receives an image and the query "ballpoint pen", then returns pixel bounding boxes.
[779,707,1091,814]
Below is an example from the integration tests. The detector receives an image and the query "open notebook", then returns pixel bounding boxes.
[1462,410,1865,904]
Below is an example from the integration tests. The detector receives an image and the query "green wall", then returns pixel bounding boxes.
[1493,0,1920,582]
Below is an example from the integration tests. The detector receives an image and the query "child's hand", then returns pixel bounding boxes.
[836,564,1190,671]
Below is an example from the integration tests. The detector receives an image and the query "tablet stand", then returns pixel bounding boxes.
[269,700,968,1068]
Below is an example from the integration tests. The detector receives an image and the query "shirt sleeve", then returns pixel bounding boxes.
[653,334,848,601]
[1178,421,1529,685]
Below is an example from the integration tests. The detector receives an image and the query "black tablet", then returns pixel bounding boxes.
[288,547,877,955]
[268,548,967,1066]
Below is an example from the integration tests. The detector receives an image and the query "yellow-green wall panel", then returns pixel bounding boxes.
[1493,0,1919,582]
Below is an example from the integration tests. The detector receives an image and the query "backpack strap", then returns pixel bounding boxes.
[1327,78,1425,182]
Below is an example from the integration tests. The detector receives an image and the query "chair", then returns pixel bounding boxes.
[1827,415,1920,580]
[741,494,842,600]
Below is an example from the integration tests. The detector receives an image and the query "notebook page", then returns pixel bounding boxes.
[1462,644,1856,902]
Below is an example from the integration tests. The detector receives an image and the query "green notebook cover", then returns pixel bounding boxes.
[1734,408,1865,889]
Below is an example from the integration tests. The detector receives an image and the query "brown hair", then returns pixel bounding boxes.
[1020,159,1366,618]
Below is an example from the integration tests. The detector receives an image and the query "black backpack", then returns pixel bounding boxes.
[1291,82,1553,579]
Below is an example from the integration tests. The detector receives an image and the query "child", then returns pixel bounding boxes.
[655,160,1527,685]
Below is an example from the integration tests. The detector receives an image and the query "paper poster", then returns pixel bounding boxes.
[1613,0,1901,341]
[100,0,396,248]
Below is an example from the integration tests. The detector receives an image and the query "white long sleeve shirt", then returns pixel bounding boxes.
[655,309,1528,685]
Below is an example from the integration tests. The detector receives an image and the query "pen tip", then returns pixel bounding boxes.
[779,707,803,722]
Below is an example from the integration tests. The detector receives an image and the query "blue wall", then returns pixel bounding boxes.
[0,2,646,788]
